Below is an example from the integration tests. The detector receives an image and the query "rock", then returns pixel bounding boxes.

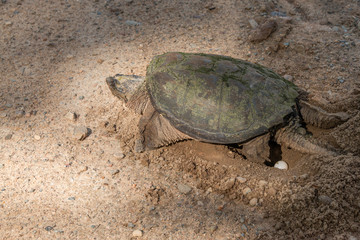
[248,19,259,29]
[5,134,12,140]
[79,96,84,100]
[114,152,125,159]
[236,176,247,183]
[270,11,287,17]
[249,20,277,42]
[15,110,25,118]
[242,187,251,195]
[177,183,192,194]
[34,135,41,140]
[268,187,277,196]
[249,198,258,206]
[125,20,141,26]
[5,21,12,26]
[128,222,135,228]
[220,177,235,190]
[259,180,268,187]
[73,126,90,141]
[274,161,288,170]
[283,74,293,81]
[132,229,143,237]
[0,112,6,118]
[241,224,248,231]
[134,139,144,153]
[65,111,78,121]
[318,195,332,205]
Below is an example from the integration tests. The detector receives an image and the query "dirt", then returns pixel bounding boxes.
[1,0,360,239]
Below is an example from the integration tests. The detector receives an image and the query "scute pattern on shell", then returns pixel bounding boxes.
[146,52,298,143]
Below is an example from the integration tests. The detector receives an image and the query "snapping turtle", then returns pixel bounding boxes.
[106,52,348,161]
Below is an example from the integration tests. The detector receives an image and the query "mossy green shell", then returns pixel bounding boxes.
[146,52,299,144]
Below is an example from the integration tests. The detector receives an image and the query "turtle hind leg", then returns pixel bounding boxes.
[275,124,337,156]
[136,99,192,151]
[299,100,349,129]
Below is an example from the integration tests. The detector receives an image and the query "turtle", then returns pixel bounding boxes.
[106,52,349,162]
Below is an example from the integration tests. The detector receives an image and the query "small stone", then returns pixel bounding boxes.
[15,110,25,118]
[132,229,143,237]
[248,19,259,29]
[210,225,218,233]
[128,222,135,228]
[114,152,125,159]
[268,187,277,196]
[66,54,74,59]
[134,139,144,153]
[296,127,307,135]
[283,74,293,81]
[79,96,84,100]
[237,176,247,183]
[5,21,12,26]
[249,198,258,206]
[242,187,252,195]
[5,134,12,140]
[44,226,54,231]
[318,195,332,205]
[97,59,104,64]
[259,180,268,187]
[274,161,288,170]
[197,201,204,206]
[125,20,141,26]
[68,197,76,200]
[249,20,278,42]
[34,135,41,140]
[65,111,78,121]
[177,183,192,194]
[241,224,248,231]
[73,126,90,141]
[0,112,6,118]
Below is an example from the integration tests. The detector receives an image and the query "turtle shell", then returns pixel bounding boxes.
[146,52,299,144]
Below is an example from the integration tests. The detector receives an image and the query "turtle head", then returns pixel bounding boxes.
[106,74,145,102]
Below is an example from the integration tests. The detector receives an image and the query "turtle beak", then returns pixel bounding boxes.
[106,76,128,102]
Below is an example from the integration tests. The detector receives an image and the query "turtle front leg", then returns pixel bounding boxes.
[135,99,192,152]
[241,134,271,164]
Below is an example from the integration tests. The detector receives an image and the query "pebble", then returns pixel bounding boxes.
[249,198,258,206]
[270,11,287,17]
[248,19,259,29]
[125,20,141,26]
[73,126,90,141]
[34,135,41,140]
[259,180,268,187]
[132,229,143,237]
[241,224,248,231]
[283,74,293,81]
[79,96,84,100]
[5,21,12,26]
[134,139,144,153]
[44,226,54,231]
[0,112,6,118]
[177,183,192,194]
[249,20,277,42]
[242,187,252,195]
[318,195,333,205]
[68,197,76,200]
[5,134,12,140]
[268,187,277,196]
[15,110,25,118]
[128,222,135,228]
[236,176,247,183]
[274,161,288,170]
[114,152,125,159]
[65,111,77,121]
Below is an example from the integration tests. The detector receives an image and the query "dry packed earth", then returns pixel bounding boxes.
[1,0,360,239]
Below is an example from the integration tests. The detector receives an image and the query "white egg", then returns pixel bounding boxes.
[274,160,288,170]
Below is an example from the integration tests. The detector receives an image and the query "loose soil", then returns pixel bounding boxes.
[0,0,359,239]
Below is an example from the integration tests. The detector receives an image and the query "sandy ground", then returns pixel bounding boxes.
[1,0,360,239]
